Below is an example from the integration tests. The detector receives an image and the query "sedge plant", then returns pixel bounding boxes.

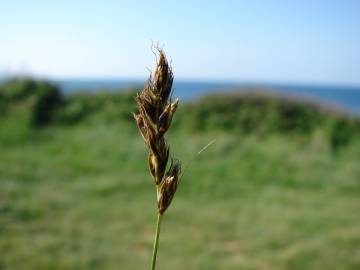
[134,49,181,270]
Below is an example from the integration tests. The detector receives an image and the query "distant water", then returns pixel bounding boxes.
[56,79,360,114]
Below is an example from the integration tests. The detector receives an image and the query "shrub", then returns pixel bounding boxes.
[0,77,37,101]
[31,81,63,126]
[328,117,360,151]
[0,77,63,126]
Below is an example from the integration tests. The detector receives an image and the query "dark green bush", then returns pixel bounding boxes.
[55,90,137,125]
[0,78,63,126]
[0,78,37,101]
[179,93,327,135]
[31,81,63,125]
[175,92,360,150]
[328,117,360,151]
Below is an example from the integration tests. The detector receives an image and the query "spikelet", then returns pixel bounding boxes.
[158,160,181,215]
[134,49,181,215]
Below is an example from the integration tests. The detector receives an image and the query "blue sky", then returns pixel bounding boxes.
[1,1,359,85]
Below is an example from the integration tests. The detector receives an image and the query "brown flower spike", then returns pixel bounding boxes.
[134,49,181,216]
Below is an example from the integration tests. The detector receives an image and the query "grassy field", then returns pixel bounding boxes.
[1,79,360,269]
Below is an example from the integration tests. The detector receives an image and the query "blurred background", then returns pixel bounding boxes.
[1,1,359,269]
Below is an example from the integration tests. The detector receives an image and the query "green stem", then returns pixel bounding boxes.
[151,212,162,270]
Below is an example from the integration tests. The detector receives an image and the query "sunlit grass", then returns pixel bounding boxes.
[1,119,359,269]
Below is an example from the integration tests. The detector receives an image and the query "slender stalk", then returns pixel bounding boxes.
[151,213,162,270]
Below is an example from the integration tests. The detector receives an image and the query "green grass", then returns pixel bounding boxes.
[1,79,360,269]
[1,120,360,269]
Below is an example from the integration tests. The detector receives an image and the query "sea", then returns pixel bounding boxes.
[56,79,360,115]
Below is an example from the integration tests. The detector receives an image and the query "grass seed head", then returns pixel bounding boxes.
[134,49,182,214]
